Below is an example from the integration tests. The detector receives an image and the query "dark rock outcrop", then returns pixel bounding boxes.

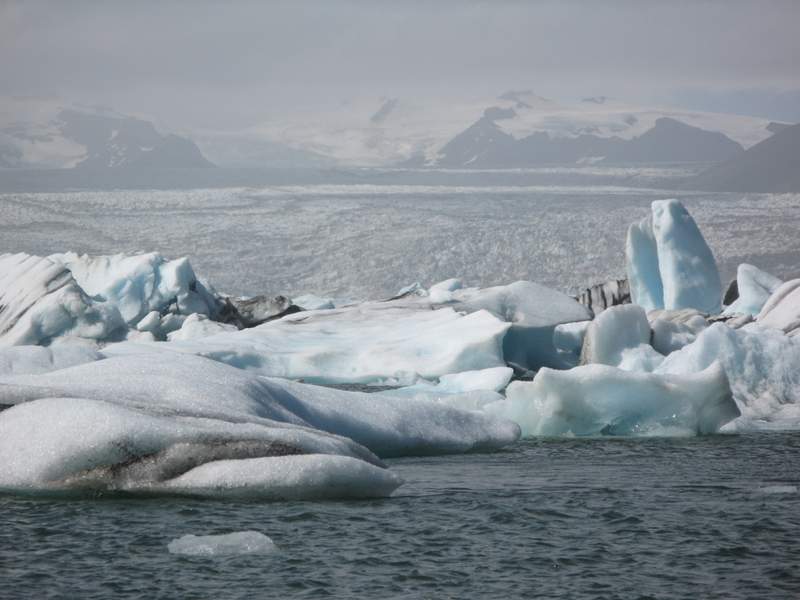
[686,122,800,193]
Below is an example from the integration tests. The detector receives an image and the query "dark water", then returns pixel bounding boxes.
[2,434,799,600]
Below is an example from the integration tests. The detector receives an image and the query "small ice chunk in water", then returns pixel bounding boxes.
[757,485,797,495]
[168,531,277,556]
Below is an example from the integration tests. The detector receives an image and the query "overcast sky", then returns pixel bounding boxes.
[2,0,799,130]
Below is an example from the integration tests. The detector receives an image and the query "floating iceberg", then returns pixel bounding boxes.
[626,200,722,314]
[433,280,592,371]
[490,362,738,437]
[167,313,237,341]
[105,304,511,385]
[51,252,221,325]
[552,321,590,365]
[723,264,783,317]
[0,253,124,346]
[649,308,708,356]
[0,251,227,347]
[0,352,518,495]
[656,323,800,429]
[580,304,664,371]
[168,531,277,556]
[576,278,631,317]
[0,343,102,376]
[756,279,800,336]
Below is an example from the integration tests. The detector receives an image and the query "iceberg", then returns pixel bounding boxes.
[576,278,631,317]
[435,280,592,371]
[51,252,221,326]
[626,200,722,314]
[427,278,463,304]
[552,320,590,365]
[489,362,738,437]
[292,294,336,311]
[723,264,783,316]
[0,343,102,376]
[756,279,800,336]
[649,308,708,355]
[0,253,124,346]
[105,304,511,385]
[167,313,237,341]
[168,532,277,556]
[0,352,518,495]
[656,323,800,429]
[259,377,520,457]
[579,304,663,371]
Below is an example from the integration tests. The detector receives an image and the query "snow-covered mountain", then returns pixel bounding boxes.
[248,91,776,167]
[0,98,213,169]
[688,122,800,192]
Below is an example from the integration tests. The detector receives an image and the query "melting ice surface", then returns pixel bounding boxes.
[167,531,277,557]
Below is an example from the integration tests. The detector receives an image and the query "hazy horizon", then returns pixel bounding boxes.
[2,0,800,133]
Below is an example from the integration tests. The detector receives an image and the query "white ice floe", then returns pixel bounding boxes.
[756,279,800,336]
[105,304,511,385]
[626,200,722,314]
[723,264,783,317]
[580,304,664,371]
[488,362,738,437]
[168,531,277,556]
[0,352,518,495]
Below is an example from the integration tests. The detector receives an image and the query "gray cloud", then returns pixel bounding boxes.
[2,0,799,129]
